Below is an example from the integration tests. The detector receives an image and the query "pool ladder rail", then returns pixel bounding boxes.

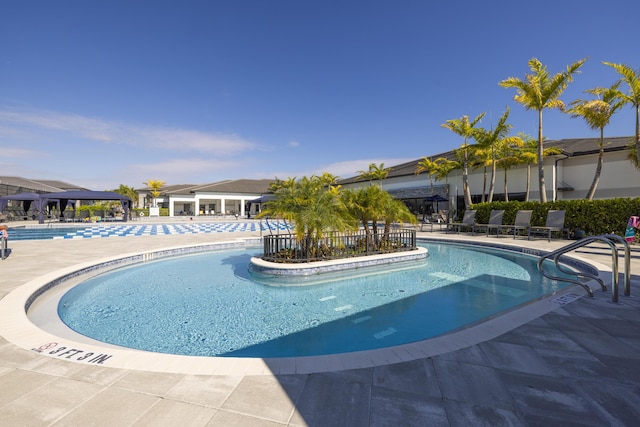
[537,234,631,303]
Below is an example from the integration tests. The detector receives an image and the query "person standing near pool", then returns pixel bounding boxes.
[0,224,8,260]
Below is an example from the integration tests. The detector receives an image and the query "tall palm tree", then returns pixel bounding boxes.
[441,113,485,208]
[567,83,626,199]
[603,62,640,165]
[499,57,587,202]
[473,107,519,203]
[143,179,165,207]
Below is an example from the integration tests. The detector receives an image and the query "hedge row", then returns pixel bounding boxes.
[469,198,640,237]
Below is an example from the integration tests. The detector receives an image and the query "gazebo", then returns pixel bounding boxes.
[0,191,132,224]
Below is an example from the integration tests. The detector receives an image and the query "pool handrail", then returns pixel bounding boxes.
[537,234,631,303]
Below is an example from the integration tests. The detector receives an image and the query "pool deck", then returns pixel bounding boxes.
[1,219,639,426]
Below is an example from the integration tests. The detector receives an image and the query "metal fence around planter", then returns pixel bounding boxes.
[262,229,417,263]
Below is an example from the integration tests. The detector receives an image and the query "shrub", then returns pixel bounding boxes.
[471,198,640,237]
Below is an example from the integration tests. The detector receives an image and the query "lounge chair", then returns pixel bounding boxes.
[472,210,504,236]
[528,210,567,242]
[448,210,476,233]
[419,215,433,232]
[497,210,532,238]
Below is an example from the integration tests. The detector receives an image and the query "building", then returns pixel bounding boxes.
[136,179,274,218]
[339,136,639,217]
[3,136,638,221]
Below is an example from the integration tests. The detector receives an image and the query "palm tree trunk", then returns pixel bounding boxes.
[525,164,531,201]
[481,166,487,203]
[504,169,509,202]
[586,128,605,200]
[538,109,547,202]
[462,143,472,208]
[488,161,496,202]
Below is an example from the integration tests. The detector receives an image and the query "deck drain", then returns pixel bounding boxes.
[550,293,582,305]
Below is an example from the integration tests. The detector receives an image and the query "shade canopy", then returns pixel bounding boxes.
[0,192,48,214]
[1,190,132,224]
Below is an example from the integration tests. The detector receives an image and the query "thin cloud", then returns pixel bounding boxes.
[262,158,416,182]
[0,107,259,155]
[0,146,46,158]
[314,158,415,179]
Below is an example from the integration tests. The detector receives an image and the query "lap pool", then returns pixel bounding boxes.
[52,242,574,358]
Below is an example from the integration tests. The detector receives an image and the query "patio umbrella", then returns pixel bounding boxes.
[424,194,448,213]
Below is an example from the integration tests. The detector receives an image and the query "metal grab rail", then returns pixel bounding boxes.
[537,234,631,303]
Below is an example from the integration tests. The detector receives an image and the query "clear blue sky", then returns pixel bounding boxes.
[1,1,638,190]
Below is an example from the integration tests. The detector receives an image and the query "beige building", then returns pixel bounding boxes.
[137,179,273,218]
[340,136,639,216]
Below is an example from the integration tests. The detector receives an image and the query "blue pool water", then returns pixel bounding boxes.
[58,243,571,358]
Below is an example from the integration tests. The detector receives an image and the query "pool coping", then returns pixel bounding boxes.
[0,237,611,376]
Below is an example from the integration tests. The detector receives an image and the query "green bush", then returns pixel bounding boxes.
[470,198,640,237]
[132,208,170,217]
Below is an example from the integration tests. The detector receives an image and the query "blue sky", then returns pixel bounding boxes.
[1,1,639,191]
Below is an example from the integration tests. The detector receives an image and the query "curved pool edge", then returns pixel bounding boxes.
[0,237,611,376]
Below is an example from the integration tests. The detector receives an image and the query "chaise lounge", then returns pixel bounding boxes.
[496,209,532,238]
[448,210,476,233]
[528,210,567,242]
[472,209,504,236]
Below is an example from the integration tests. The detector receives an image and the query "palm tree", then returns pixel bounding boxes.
[494,137,524,202]
[499,57,587,202]
[473,107,519,202]
[113,184,138,207]
[442,113,485,208]
[358,163,391,186]
[415,157,438,191]
[515,133,538,201]
[628,141,639,171]
[514,133,561,201]
[469,145,490,202]
[258,175,354,243]
[567,83,626,199]
[143,179,165,207]
[381,196,417,243]
[603,62,640,165]
[432,157,458,197]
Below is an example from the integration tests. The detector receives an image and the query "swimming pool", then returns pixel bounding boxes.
[56,242,573,358]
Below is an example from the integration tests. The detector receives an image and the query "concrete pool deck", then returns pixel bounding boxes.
[0,220,639,425]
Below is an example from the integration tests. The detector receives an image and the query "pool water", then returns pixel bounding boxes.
[57,243,571,358]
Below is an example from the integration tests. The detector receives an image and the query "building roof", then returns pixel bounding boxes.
[31,179,87,191]
[0,176,68,193]
[339,135,635,184]
[189,179,274,194]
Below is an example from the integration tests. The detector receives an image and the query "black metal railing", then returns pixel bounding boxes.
[262,229,417,263]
